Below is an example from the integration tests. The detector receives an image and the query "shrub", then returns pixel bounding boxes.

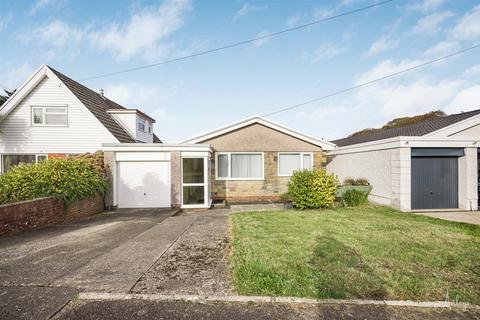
[342,189,369,207]
[279,192,291,204]
[0,155,107,205]
[354,178,370,186]
[343,177,355,186]
[288,169,338,210]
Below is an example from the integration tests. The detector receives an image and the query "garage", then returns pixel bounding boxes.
[116,152,171,208]
[411,148,463,210]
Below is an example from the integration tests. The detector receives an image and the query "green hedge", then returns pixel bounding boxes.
[0,155,107,205]
[287,169,338,210]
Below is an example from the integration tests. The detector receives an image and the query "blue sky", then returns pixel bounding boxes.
[1,0,480,142]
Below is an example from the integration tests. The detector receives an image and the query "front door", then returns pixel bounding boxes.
[182,157,209,208]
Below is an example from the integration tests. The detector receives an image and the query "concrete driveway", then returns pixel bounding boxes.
[0,208,196,319]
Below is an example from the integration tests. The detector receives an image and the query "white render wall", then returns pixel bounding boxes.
[458,147,478,211]
[327,148,395,207]
[0,75,118,154]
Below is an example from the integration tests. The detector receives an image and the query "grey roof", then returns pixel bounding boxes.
[50,66,162,143]
[333,109,480,147]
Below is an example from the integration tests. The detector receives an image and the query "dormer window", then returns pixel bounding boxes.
[137,118,146,132]
[32,106,68,126]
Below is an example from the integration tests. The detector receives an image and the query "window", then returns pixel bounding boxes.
[278,152,313,176]
[148,124,152,134]
[216,153,263,180]
[1,154,49,173]
[138,118,146,132]
[32,106,67,126]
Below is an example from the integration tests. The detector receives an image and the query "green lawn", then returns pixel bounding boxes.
[230,206,480,304]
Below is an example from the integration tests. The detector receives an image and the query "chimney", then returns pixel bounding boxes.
[99,89,105,99]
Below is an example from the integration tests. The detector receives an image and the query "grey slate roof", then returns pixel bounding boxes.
[50,66,162,143]
[333,109,480,147]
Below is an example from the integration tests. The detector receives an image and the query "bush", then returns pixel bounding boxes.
[354,178,370,186]
[343,177,355,186]
[279,192,291,203]
[287,169,338,210]
[342,189,369,207]
[0,155,107,205]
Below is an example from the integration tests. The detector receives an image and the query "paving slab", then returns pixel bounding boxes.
[52,215,198,292]
[0,286,80,320]
[413,211,480,225]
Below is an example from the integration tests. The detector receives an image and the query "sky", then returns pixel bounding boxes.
[1,0,480,142]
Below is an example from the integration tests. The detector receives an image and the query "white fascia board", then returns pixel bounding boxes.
[424,113,480,138]
[0,64,47,117]
[329,136,479,155]
[102,143,212,152]
[182,115,336,150]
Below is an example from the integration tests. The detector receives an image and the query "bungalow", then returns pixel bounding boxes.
[327,110,480,211]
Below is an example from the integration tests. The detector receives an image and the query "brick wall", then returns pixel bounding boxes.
[0,194,104,236]
[211,151,327,203]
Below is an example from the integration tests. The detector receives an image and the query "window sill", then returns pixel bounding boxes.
[215,178,265,181]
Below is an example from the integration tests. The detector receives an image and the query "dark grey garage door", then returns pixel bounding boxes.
[411,156,458,210]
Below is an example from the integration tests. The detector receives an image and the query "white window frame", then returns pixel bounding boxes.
[31,106,68,126]
[277,152,313,177]
[137,118,146,132]
[0,154,48,174]
[215,152,264,181]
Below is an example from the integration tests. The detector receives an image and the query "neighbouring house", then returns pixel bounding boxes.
[103,117,335,209]
[327,110,480,212]
[0,64,160,173]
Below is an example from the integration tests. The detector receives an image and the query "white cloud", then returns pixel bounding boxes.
[4,63,35,89]
[446,85,480,113]
[232,3,267,22]
[28,0,64,16]
[0,13,13,33]
[422,40,459,57]
[364,36,399,57]
[355,58,426,84]
[90,0,191,61]
[286,15,301,28]
[450,5,480,40]
[407,0,445,12]
[26,20,84,48]
[313,7,334,20]
[410,11,453,34]
[312,44,347,62]
[252,30,270,48]
[462,64,480,77]
[103,82,178,127]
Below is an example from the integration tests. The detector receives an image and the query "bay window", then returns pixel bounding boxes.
[216,152,263,180]
[278,152,313,176]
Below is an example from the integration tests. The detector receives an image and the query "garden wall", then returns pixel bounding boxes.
[0,194,104,236]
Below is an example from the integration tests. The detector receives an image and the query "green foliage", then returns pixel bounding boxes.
[279,192,291,203]
[0,154,107,205]
[342,189,369,207]
[343,177,355,185]
[287,169,338,209]
[350,110,446,137]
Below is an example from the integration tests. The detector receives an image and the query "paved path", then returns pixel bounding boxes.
[0,209,197,319]
[413,211,480,225]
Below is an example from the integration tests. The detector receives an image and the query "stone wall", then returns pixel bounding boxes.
[211,151,327,203]
[0,194,104,236]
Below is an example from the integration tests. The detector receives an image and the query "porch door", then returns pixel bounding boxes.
[182,157,209,208]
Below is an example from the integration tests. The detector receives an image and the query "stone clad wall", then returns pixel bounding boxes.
[211,151,327,203]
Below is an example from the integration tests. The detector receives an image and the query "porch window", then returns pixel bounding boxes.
[216,152,263,180]
[278,152,313,176]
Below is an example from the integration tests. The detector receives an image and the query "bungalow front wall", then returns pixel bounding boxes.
[194,123,327,203]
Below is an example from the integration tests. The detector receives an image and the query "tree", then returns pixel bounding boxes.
[350,110,446,137]
[0,89,15,107]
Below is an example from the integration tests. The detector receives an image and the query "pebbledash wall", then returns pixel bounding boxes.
[0,194,104,236]
[198,123,327,203]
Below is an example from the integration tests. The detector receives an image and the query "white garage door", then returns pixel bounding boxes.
[117,161,171,208]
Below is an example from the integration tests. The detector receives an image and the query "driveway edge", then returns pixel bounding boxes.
[77,292,479,310]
